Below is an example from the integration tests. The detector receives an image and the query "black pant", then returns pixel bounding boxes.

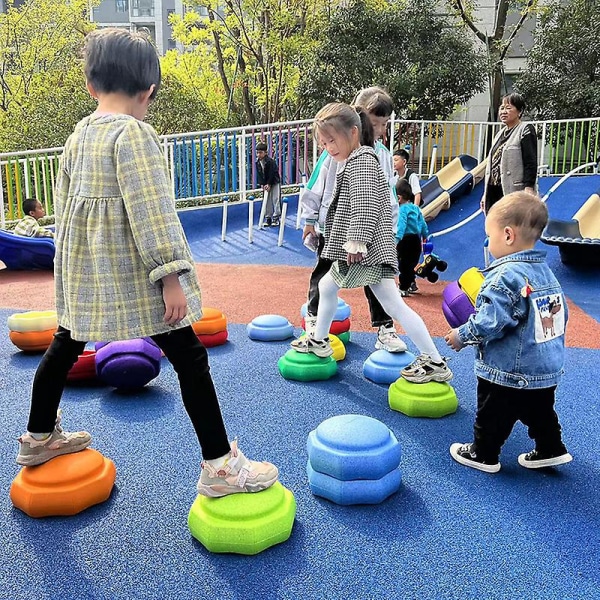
[27,325,231,460]
[306,234,393,329]
[396,234,422,291]
[484,183,504,213]
[471,377,567,463]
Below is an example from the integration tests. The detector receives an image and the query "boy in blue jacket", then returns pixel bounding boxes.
[395,179,428,297]
[445,192,572,473]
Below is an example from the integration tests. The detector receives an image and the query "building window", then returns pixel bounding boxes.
[131,0,154,17]
[115,0,128,12]
[168,38,177,50]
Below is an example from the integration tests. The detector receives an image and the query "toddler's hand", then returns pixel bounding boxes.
[445,329,464,351]
[161,273,188,326]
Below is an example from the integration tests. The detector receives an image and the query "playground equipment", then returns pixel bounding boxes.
[542,192,600,266]
[306,414,402,505]
[420,155,487,221]
[388,378,458,418]
[247,314,294,341]
[0,229,54,270]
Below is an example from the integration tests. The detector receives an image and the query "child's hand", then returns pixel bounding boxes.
[445,329,464,351]
[161,273,188,326]
[346,252,364,265]
[303,224,316,240]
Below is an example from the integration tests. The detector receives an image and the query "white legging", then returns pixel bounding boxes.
[315,272,442,362]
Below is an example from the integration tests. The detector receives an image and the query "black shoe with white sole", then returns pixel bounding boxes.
[518,449,573,469]
[450,442,501,473]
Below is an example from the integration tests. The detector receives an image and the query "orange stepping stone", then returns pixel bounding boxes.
[192,308,228,335]
[9,329,56,353]
[10,449,116,518]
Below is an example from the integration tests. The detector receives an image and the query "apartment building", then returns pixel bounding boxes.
[90,0,185,55]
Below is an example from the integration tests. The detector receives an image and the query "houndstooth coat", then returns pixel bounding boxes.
[321,146,398,270]
[53,114,203,341]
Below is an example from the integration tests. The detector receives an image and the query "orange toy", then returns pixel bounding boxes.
[192,308,228,335]
[9,328,56,352]
[10,449,116,518]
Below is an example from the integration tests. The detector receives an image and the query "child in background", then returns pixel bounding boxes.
[16,28,278,499]
[256,141,282,227]
[395,179,428,297]
[445,192,572,473]
[14,198,54,238]
[393,149,422,207]
[300,86,406,353]
[292,103,452,385]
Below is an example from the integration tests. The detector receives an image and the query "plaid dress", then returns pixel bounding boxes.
[53,114,203,341]
[322,146,398,288]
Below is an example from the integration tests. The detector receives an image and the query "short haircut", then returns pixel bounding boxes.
[488,191,548,242]
[352,86,394,118]
[84,28,161,99]
[256,142,268,152]
[394,149,409,161]
[502,93,526,114]
[22,198,39,215]
[314,102,374,148]
[395,178,414,203]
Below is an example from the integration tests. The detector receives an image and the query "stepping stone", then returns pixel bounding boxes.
[300,298,351,321]
[10,449,116,518]
[363,349,416,384]
[278,349,337,381]
[247,314,294,341]
[388,378,458,418]
[188,482,296,555]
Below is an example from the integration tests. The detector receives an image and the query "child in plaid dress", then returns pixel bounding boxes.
[291,103,452,384]
[16,28,278,499]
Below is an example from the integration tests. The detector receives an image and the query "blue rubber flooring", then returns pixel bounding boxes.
[1,175,599,599]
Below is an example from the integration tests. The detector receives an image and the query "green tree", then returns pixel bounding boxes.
[515,0,600,120]
[172,0,329,125]
[0,0,96,151]
[447,0,540,121]
[298,0,486,120]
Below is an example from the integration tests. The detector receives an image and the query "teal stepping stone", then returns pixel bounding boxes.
[388,378,458,418]
[278,349,337,381]
[188,482,296,555]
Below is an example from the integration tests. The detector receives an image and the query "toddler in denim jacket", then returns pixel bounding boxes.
[445,192,572,473]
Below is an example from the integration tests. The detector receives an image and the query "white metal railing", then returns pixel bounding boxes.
[2,115,600,226]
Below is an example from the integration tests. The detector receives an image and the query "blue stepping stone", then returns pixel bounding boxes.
[363,349,417,385]
[307,462,402,505]
[247,314,294,341]
[300,298,351,321]
[307,414,401,481]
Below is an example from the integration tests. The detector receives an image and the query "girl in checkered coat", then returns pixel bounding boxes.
[16,28,278,499]
[291,103,452,384]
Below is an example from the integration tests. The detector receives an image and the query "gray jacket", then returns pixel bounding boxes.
[322,146,398,269]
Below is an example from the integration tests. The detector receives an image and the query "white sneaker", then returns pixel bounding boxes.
[401,355,453,383]
[290,336,333,358]
[374,325,407,353]
[304,315,318,337]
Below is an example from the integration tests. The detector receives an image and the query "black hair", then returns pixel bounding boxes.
[22,198,39,215]
[502,93,526,115]
[313,102,375,149]
[256,142,268,152]
[84,28,161,100]
[395,179,414,204]
[394,149,410,161]
[353,86,394,118]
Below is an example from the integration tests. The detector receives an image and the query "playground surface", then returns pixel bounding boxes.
[0,176,599,599]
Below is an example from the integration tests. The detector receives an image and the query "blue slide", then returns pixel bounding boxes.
[0,229,55,270]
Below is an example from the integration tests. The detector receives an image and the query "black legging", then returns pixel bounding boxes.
[27,325,230,460]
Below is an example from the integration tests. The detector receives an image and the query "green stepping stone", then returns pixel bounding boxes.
[278,349,337,381]
[336,330,351,345]
[188,482,296,555]
[388,377,458,418]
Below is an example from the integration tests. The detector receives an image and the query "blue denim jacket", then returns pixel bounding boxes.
[457,249,568,389]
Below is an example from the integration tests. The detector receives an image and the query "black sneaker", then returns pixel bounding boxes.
[271,217,280,227]
[264,217,272,227]
[449,443,501,473]
[518,449,573,469]
[409,282,419,293]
